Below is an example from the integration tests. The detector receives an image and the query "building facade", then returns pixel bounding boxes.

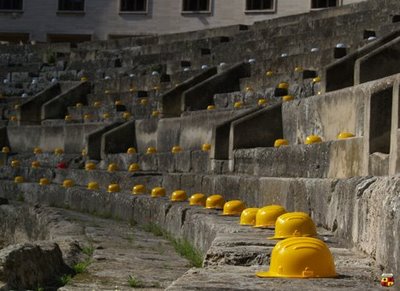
[0,0,364,42]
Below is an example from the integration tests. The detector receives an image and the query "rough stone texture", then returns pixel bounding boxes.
[234,139,364,179]
[0,242,70,290]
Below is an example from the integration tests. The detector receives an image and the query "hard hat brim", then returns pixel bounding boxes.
[256,271,337,278]
[253,225,275,229]
[220,213,241,216]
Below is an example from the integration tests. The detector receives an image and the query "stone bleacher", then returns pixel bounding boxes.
[1,0,400,289]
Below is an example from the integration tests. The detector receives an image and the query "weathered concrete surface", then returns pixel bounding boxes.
[234,138,364,178]
[41,81,91,120]
[56,209,191,290]
[355,36,400,85]
[0,175,396,278]
[6,123,104,153]
[162,67,218,117]
[183,62,251,112]
[0,242,71,290]
[323,30,400,93]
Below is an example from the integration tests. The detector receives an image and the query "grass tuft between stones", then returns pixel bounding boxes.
[142,223,203,267]
[128,275,145,288]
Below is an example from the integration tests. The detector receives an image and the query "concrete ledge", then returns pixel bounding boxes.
[41,81,91,120]
[162,67,218,117]
[355,36,400,85]
[183,62,251,112]
[6,124,104,153]
[323,30,400,93]
[18,84,62,125]
[234,138,364,178]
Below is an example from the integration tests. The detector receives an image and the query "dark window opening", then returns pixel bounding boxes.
[120,0,146,12]
[369,88,393,155]
[246,0,274,10]
[0,0,22,10]
[311,0,337,9]
[182,0,209,11]
[58,0,84,11]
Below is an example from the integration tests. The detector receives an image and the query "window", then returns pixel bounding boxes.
[58,0,84,11]
[182,0,210,12]
[0,0,22,10]
[246,0,274,11]
[120,0,147,12]
[311,0,337,9]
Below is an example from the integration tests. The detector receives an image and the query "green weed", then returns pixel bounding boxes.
[128,275,144,288]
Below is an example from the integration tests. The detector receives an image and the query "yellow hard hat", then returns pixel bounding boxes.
[9,116,17,121]
[132,184,146,195]
[87,182,99,190]
[31,161,40,169]
[140,98,148,106]
[108,183,120,193]
[201,143,211,152]
[39,178,50,186]
[305,135,322,145]
[234,101,243,109]
[146,147,157,154]
[245,86,253,93]
[222,200,246,216]
[254,205,286,228]
[63,179,74,188]
[129,88,135,93]
[14,176,24,183]
[256,237,337,278]
[76,102,83,108]
[103,113,111,119]
[128,163,140,172]
[64,115,72,121]
[93,101,101,107]
[105,90,111,94]
[83,114,92,121]
[107,163,118,172]
[127,147,137,154]
[1,146,10,154]
[54,148,64,155]
[33,147,42,154]
[274,139,289,148]
[205,194,225,210]
[294,66,303,72]
[170,190,187,202]
[123,112,131,119]
[268,212,317,240]
[207,105,215,110]
[80,76,88,82]
[266,70,273,77]
[189,193,207,206]
[171,146,182,154]
[282,95,294,102]
[151,187,166,198]
[278,82,289,89]
[11,160,20,168]
[85,162,96,171]
[258,99,267,106]
[239,208,259,226]
[115,100,123,106]
[81,148,87,156]
[313,76,321,83]
[337,132,355,139]
[152,110,160,117]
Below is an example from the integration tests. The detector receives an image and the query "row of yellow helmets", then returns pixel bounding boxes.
[169,191,336,279]
[13,177,337,278]
[273,132,355,148]
[192,195,336,279]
